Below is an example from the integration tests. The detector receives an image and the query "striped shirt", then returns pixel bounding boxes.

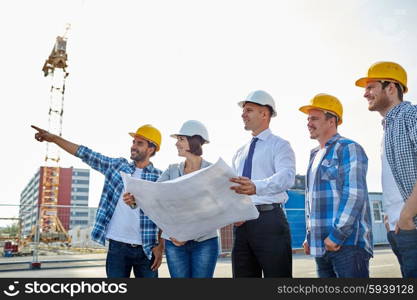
[383,101,417,226]
[75,145,162,260]
[305,134,373,257]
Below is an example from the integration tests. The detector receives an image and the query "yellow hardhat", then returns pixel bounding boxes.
[129,124,162,151]
[355,61,408,93]
[299,93,343,125]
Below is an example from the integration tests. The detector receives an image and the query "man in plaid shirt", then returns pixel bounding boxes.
[32,124,164,278]
[356,61,417,278]
[299,94,373,278]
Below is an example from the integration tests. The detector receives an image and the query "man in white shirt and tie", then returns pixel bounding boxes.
[230,90,296,277]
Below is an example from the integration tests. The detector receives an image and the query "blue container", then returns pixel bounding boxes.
[285,190,306,249]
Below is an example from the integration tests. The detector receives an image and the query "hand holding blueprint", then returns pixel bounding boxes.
[121,158,259,241]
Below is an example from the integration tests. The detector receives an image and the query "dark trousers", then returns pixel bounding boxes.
[387,229,417,278]
[315,246,371,278]
[232,206,292,277]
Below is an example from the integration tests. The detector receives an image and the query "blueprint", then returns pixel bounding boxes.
[121,158,259,241]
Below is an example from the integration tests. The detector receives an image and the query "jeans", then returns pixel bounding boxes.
[165,237,219,278]
[106,239,158,278]
[315,246,371,278]
[387,229,417,278]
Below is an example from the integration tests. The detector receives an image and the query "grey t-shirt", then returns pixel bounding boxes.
[157,159,218,242]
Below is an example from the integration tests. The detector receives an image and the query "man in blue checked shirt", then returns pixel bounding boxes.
[32,124,164,278]
[299,94,373,278]
[356,61,417,278]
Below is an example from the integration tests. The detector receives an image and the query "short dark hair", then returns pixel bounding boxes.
[381,81,403,101]
[324,112,338,127]
[186,135,205,156]
[147,141,157,157]
[265,105,274,117]
[244,101,273,117]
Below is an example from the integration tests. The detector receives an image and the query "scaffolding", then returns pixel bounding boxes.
[38,167,69,243]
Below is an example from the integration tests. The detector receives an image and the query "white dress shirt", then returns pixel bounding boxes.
[232,128,296,205]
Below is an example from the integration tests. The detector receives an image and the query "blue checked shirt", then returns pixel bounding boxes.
[305,134,373,257]
[75,145,162,260]
[384,101,417,226]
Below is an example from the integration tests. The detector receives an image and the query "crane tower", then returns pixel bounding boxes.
[36,25,71,244]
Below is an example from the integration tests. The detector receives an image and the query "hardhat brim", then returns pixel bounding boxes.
[355,77,408,93]
[128,132,160,151]
[298,105,342,125]
[355,77,370,88]
[299,105,314,115]
[170,134,209,144]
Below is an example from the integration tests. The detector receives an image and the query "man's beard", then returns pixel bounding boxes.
[369,93,390,112]
[131,150,146,162]
[308,127,318,140]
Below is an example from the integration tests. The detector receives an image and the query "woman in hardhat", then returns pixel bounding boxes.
[157,120,219,278]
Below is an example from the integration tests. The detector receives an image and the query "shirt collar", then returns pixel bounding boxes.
[385,101,410,121]
[253,128,272,141]
[179,159,210,174]
[325,133,341,147]
[311,133,341,155]
[128,161,155,173]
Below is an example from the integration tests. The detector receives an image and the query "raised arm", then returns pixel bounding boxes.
[32,125,79,156]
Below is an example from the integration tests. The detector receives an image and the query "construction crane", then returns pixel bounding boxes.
[41,24,70,164]
[27,25,72,251]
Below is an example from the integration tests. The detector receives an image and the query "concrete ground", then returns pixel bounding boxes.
[0,246,401,278]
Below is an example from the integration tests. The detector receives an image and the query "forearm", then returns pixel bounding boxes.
[403,181,417,218]
[52,135,79,156]
[330,183,368,244]
[157,229,164,247]
[329,161,370,241]
[253,170,295,195]
[330,143,369,243]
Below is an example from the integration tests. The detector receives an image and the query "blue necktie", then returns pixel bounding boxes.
[242,137,258,179]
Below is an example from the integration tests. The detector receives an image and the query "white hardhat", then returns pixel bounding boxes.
[170,120,210,144]
[238,90,277,117]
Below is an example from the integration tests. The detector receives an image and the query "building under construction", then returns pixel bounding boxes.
[19,167,92,239]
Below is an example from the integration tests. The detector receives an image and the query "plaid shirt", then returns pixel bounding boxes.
[305,134,373,257]
[75,145,162,260]
[384,101,417,225]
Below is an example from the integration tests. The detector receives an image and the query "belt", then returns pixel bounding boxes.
[255,203,282,212]
[110,239,141,248]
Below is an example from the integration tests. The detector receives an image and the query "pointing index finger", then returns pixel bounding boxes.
[31,125,44,132]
